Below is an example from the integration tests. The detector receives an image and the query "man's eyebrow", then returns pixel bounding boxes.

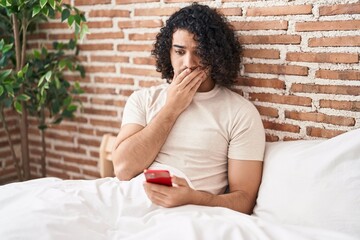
[173,44,185,49]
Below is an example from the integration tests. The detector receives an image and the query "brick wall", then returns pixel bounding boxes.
[1,0,359,182]
[0,109,20,183]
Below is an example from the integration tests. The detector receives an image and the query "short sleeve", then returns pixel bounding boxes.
[228,103,265,161]
[121,90,147,127]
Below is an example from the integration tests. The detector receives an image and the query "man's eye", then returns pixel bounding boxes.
[175,50,185,55]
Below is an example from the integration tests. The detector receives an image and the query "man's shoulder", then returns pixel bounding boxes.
[217,86,259,114]
[218,86,250,103]
[131,83,168,98]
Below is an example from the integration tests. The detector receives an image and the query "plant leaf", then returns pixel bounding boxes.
[17,94,31,101]
[61,9,70,22]
[45,71,52,81]
[38,75,46,87]
[40,0,47,9]
[79,23,89,40]
[34,50,41,59]
[5,84,14,97]
[32,5,41,17]
[0,69,12,81]
[0,85,4,96]
[49,0,55,9]
[67,15,74,26]
[14,101,22,114]
[2,43,13,53]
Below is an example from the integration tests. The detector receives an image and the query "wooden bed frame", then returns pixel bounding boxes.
[99,134,117,178]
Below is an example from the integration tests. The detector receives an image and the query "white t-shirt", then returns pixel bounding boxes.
[122,84,265,194]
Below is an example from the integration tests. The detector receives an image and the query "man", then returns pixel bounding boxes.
[112,3,265,214]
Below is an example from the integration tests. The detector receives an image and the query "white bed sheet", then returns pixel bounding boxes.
[0,174,356,240]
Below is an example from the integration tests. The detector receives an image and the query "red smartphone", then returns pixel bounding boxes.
[144,169,172,186]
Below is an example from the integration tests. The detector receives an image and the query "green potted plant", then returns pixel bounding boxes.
[0,0,88,181]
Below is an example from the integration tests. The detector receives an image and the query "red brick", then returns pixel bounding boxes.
[238,35,301,45]
[249,93,312,106]
[78,138,101,147]
[87,32,124,40]
[263,120,300,133]
[39,22,68,29]
[285,111,355,126]
[83,168,101,178]
[306,127,345,138]
[51,124,77,132]
[49,33,75,40]
[319,3,360,16]
[255,105,279,118]
[244,63,308,76]
[54,145,86,155]
[129,32,157,41]
[133,57,156,66]
[83,108,117,116]
[89,9,130,18]
[117,0,159,3]
[291,83,360,96]
[79,44,113,51]
[219,8,242,16]
[296,20,360,31]
[117,44,153,52]
[118,20,163,29]
[286,52,359,63]
[231,20,288,31]
[45,132,74,143]
[48,161,80,173]
[242,48,280,59]
[236,77,285,89]
[266,134,279,142]
[121,67,160,77]
[84,65,116,73]
[63,156,98,167]
[89,119,120,128]
[94,76,134,85]
[87,21,113,29]
[247,5,312,16]
[316,69,360,81]
[75,0,111,6]
[47,169,70,179]
[78,127,95,135]
[83,86,116,95]
[309,36,360,47]
[91,55,129,63]
[27,33,46,40]
[134,7,179,16]
[320,100,360,111]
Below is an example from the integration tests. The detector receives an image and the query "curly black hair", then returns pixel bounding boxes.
[152,3,241,88]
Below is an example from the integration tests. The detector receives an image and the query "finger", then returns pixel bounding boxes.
[172,68,191,85]
[144,182,171,195]
[189,76,203,93]
[171,176,190,187]
[177,69,203,90]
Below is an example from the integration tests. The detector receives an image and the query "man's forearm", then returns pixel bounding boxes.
[113,105,179,180]
[190,190,255,214]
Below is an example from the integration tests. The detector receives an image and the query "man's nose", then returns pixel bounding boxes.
[184,53,198,70]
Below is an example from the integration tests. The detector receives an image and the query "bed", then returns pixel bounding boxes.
[0,128,359,240]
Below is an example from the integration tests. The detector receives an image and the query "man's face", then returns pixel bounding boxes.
[170,29,202,76]
[170,29,212,91]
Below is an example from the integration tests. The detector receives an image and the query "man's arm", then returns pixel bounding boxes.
[143,159,263,214]
[111,108,179,181]
[112,68,205,180]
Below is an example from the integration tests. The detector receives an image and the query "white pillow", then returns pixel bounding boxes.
[253,128,360,238]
